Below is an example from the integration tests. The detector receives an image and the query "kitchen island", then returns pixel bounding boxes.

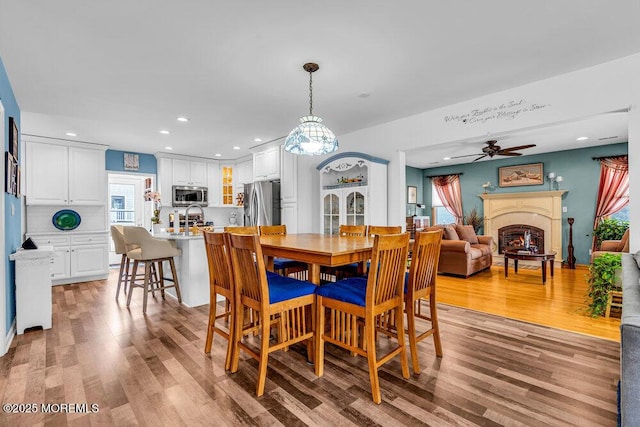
[154,232,213,307]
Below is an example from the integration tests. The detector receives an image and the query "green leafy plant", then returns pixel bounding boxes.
[586,252,622,317]
[593,218,629,249]
[463,207,485,234]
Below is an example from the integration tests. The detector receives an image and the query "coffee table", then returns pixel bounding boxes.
[503,249,556,284]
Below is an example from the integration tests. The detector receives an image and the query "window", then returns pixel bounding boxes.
[610,205,629,222]
[432,183,455,225]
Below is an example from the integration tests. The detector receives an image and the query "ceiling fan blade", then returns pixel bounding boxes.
[499,152,522,157]
[449,153,482,159]
[498,144,536,153]
[472,154,488,162]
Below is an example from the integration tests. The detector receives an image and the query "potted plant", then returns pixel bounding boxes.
[586,252,622,317]
[463,207,485,234]
[593,218,629,250]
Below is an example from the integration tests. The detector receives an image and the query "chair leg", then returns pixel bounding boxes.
[158,260,166,299]
[142,262,151,314]
[395,307,410,380]
[169,258,182,303]
[204,292,217,354]
[230,300,243,374]
[430,296,443,357]
[406,298,421,374]
[365,317,382,404]
[126,260,139,307]
[123,257,131,295]
[315,296,326,377]
[116,254,126,299]
[224,297,235,371]
[256,313,271,397]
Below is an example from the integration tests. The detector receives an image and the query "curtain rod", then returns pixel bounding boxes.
[425,173,463,179]
[592,155,628,161]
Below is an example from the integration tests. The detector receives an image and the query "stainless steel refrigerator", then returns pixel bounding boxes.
[244,180,281,227]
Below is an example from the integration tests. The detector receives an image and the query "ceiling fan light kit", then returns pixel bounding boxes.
[284,62,339,156]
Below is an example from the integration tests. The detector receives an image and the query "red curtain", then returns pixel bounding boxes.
[592,155,629,250]
[432,175,463,224]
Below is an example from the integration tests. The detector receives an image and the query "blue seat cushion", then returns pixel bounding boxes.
[341,272,409,293]
[273,257,307,271]
[267,272,316,304]
[316,278,367,306]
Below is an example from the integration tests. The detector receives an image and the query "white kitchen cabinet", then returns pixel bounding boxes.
[235,159,253,186]
[317,153,388,234]
[206,163,221,206]
[26,232,109,285]
[281,149,297,204]
[220,165,235,206]
[173,159,207,186]
[282,202,298,233]
[157,157,174,206]
[26,142,106,206]
[253,145,280,181]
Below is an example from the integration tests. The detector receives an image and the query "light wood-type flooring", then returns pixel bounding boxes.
[0,265,620,426]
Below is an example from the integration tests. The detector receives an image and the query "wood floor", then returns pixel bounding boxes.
[0,266,620,426]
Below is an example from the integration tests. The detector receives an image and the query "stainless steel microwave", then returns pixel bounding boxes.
[172,185,208,207]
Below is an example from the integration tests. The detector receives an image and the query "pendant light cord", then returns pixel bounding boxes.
[309,70,313,116]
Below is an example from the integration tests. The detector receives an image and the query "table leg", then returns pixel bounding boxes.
[542,260,547,283]
[504,257,509,278]
[514,259,519,274]
[265,255,275,272]
[309,264,321,285]
[550,259,554,277]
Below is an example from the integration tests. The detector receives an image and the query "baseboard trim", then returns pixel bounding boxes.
[1,318,16,356]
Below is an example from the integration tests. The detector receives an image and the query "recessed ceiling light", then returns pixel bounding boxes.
[576,136,589,141]
[253,138,262,142]
[66,132,77,137]
[443,157,451,160]
[177,117,189,122]
[215,153,222,157]
[358,93,371,98]
[164,146,173,150]
[233,146,240,150]
[159,130,170,135]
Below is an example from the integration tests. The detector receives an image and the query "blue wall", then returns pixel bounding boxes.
[106,149,157,174]
[0,57,21,334]
[408,142,628,265]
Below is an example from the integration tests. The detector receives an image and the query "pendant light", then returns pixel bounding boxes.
[284,62,338,156]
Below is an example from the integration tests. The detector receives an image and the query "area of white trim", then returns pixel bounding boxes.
[0,100,7,356]
[3,319,15,355]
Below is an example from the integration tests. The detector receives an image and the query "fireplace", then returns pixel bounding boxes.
[498,224,544,254]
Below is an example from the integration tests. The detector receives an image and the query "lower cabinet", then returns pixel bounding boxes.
[27,232,109,285]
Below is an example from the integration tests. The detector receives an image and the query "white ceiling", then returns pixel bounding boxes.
[0,1,638,165]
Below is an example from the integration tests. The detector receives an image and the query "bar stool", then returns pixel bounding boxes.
[110,225,133,300]
[123,226,182,313]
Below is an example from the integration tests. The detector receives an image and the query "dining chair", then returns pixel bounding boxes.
[405,229,443,374]
[322,224,368,282]
[315,233,410,404]
[123,226,182,314]
[203,231,235,370]
[224,226,259,234]
[259,225,308,279]
[367,225,402,237]
[111,225,134,299]
[228,233,316,397]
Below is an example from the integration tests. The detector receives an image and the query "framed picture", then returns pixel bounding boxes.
[5,152,16,195]
[9,117,18,160]
[407,186,417,204]
[499,163,544,187]
[124,153,139,171]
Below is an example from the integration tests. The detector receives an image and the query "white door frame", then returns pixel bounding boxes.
[0,100,7,355]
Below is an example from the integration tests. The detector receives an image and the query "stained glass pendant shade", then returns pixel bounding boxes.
[284,63,338,156]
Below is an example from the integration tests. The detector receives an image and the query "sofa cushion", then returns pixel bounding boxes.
[456,225,479,244]
[468,247,485,260]
[634,250,640,269]
[443,225,459,240]
[471,243,492,256]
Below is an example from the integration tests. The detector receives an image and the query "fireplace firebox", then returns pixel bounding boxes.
[498,224,544,254]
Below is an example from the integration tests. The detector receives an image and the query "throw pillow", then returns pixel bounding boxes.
[443,225,459,241]
[455,224,479,244]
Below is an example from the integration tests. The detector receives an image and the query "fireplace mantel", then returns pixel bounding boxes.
[481,190,567,259]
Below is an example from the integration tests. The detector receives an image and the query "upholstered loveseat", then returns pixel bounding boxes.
[621,252,640,425]
[425,224,493,277]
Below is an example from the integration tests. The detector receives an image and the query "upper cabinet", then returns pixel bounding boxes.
[26,141,106,206]
[253,145,280,181]
[172,159,206,186]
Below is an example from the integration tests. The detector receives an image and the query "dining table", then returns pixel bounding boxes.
[259,233,375,285]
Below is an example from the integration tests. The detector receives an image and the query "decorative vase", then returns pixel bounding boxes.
[152,223,163,234]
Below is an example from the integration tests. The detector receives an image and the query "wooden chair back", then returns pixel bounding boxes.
[367,233,410,307]
[203,231,234,296]
[338,224,367,237]
[407,230,442,299]
[224,226,259,235]
[367,225,402,237]
[259,225,287,236]
[228,233,268,311]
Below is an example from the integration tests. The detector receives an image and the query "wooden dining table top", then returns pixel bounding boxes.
[259,233,375,284]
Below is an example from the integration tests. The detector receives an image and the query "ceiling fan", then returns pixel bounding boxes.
[451,140,536,162]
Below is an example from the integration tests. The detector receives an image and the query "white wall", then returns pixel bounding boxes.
[297,53,640,245]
